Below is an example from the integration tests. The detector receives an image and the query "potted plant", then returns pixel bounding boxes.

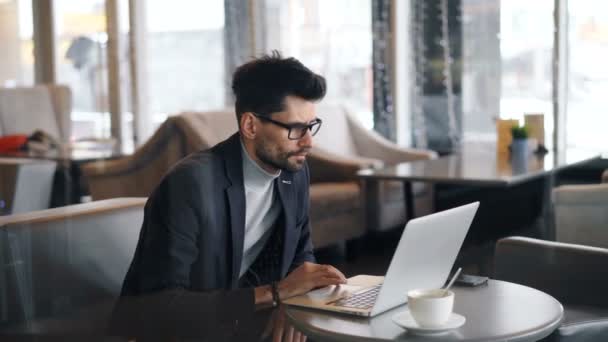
[510,124,530,164]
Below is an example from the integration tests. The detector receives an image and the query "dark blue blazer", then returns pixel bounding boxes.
[120,133,315,297]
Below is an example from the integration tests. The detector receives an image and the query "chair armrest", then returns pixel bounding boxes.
[307,147,382,183]
[494,236,608,307]
[553,184,608,205]
[602,169,608,183]
[0,198,147,227]
[552,318,608,342]
[346,114,437,164]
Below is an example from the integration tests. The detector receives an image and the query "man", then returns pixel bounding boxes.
[119,52,346,341]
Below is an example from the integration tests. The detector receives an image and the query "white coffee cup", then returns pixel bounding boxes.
[407,288,454,328]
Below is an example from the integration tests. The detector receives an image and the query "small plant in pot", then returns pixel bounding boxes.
[510,124,530,158]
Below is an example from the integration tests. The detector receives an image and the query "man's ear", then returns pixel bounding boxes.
[240,112,257,139]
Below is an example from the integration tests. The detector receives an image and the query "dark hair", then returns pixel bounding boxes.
[231,51,326,122]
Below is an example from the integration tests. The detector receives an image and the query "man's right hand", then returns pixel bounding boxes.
[277,262,347,300]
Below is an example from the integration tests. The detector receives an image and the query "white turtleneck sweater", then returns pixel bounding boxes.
[239,141,282,277]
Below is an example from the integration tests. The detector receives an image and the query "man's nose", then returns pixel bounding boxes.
[298,129,313,148]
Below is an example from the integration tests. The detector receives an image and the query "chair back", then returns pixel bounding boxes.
[0,85,72,143]
[0,158,56,215]
[314,104,359,157]
[176,110,238,148]
[554,184,608,248]
[0,198,145,330]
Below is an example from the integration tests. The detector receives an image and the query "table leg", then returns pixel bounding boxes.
[542,173,556,240]
[403,181,415,221]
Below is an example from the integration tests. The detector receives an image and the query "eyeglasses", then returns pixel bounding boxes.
[252,113,322,140]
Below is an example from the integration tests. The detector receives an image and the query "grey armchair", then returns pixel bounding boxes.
[0,85,72,144]
[82,110,365,250]
[311,105,437,232]
[553,183,608,248]
[0,198,146,333]
[494,236,608,342]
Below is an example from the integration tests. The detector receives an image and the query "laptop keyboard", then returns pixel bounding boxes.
[332,284,382,309]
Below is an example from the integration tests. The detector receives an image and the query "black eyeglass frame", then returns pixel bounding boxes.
[252,112,323,140]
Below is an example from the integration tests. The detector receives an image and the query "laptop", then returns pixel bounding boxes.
[284,202,479,317]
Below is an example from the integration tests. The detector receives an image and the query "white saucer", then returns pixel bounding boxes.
[392,310,466,335]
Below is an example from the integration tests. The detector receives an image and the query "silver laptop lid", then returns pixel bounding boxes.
[371,202,479,316]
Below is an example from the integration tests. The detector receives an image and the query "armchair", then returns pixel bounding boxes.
[81,110,233,199]
[495,236,608,342]
[553,183,608,248]
[311,105,437,231]
[82,111,365,249]
[0,198,146,333]
[0,85,72,144]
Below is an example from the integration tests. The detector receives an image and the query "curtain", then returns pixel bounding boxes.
[371,0,396,141]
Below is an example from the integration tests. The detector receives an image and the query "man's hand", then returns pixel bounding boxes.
[278,262,346,300]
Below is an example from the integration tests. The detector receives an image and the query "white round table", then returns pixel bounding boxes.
[285,280,563,341]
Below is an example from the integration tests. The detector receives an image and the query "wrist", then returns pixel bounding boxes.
[277,280,290,300]
[254,285,273,306]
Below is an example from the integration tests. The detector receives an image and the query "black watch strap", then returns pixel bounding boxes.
[270,281,280,307]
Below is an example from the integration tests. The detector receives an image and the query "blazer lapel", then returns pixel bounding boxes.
[221,134,246,288]
[276,172,297,277]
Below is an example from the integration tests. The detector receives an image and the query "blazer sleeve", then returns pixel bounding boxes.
[289,163,316,271]
[124,161,209,292]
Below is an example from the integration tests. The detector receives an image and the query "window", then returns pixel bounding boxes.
[0,0,34,86]
[566,0,608,153]
[499,0,554,145]
[461,0,554,145]
[145,0,225,126]
[262,0,373,127]
[54,0,110,140]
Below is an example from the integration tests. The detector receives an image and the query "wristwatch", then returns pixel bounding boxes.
[270,281,280,307]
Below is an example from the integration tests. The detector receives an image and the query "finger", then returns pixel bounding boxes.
[323,265,347,282]
[311,270,347,284]
[311,276,347,289]
[273,311,285,342]
[293,329,302,342]
[285,324,294,342]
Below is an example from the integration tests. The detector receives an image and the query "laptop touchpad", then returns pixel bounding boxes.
[306,284,365,302]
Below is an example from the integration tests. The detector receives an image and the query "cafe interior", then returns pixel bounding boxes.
[0,0,607,341]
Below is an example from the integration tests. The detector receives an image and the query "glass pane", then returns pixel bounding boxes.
[263,0,373,128]
[462,0,554,145]
[0,0,34,86]
[567,1,608,153]
[499,0,554,146]
[54,0,110,140]
[146,0,225,126]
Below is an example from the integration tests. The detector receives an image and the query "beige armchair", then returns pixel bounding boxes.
[81,111,233,199]
[82,111,365,249]
[0,85,72,144]
[311,105,437,232]
[553,183,608,248]
[0,198,145,332]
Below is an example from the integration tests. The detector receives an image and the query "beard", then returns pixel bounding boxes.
[256,140,308,172]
